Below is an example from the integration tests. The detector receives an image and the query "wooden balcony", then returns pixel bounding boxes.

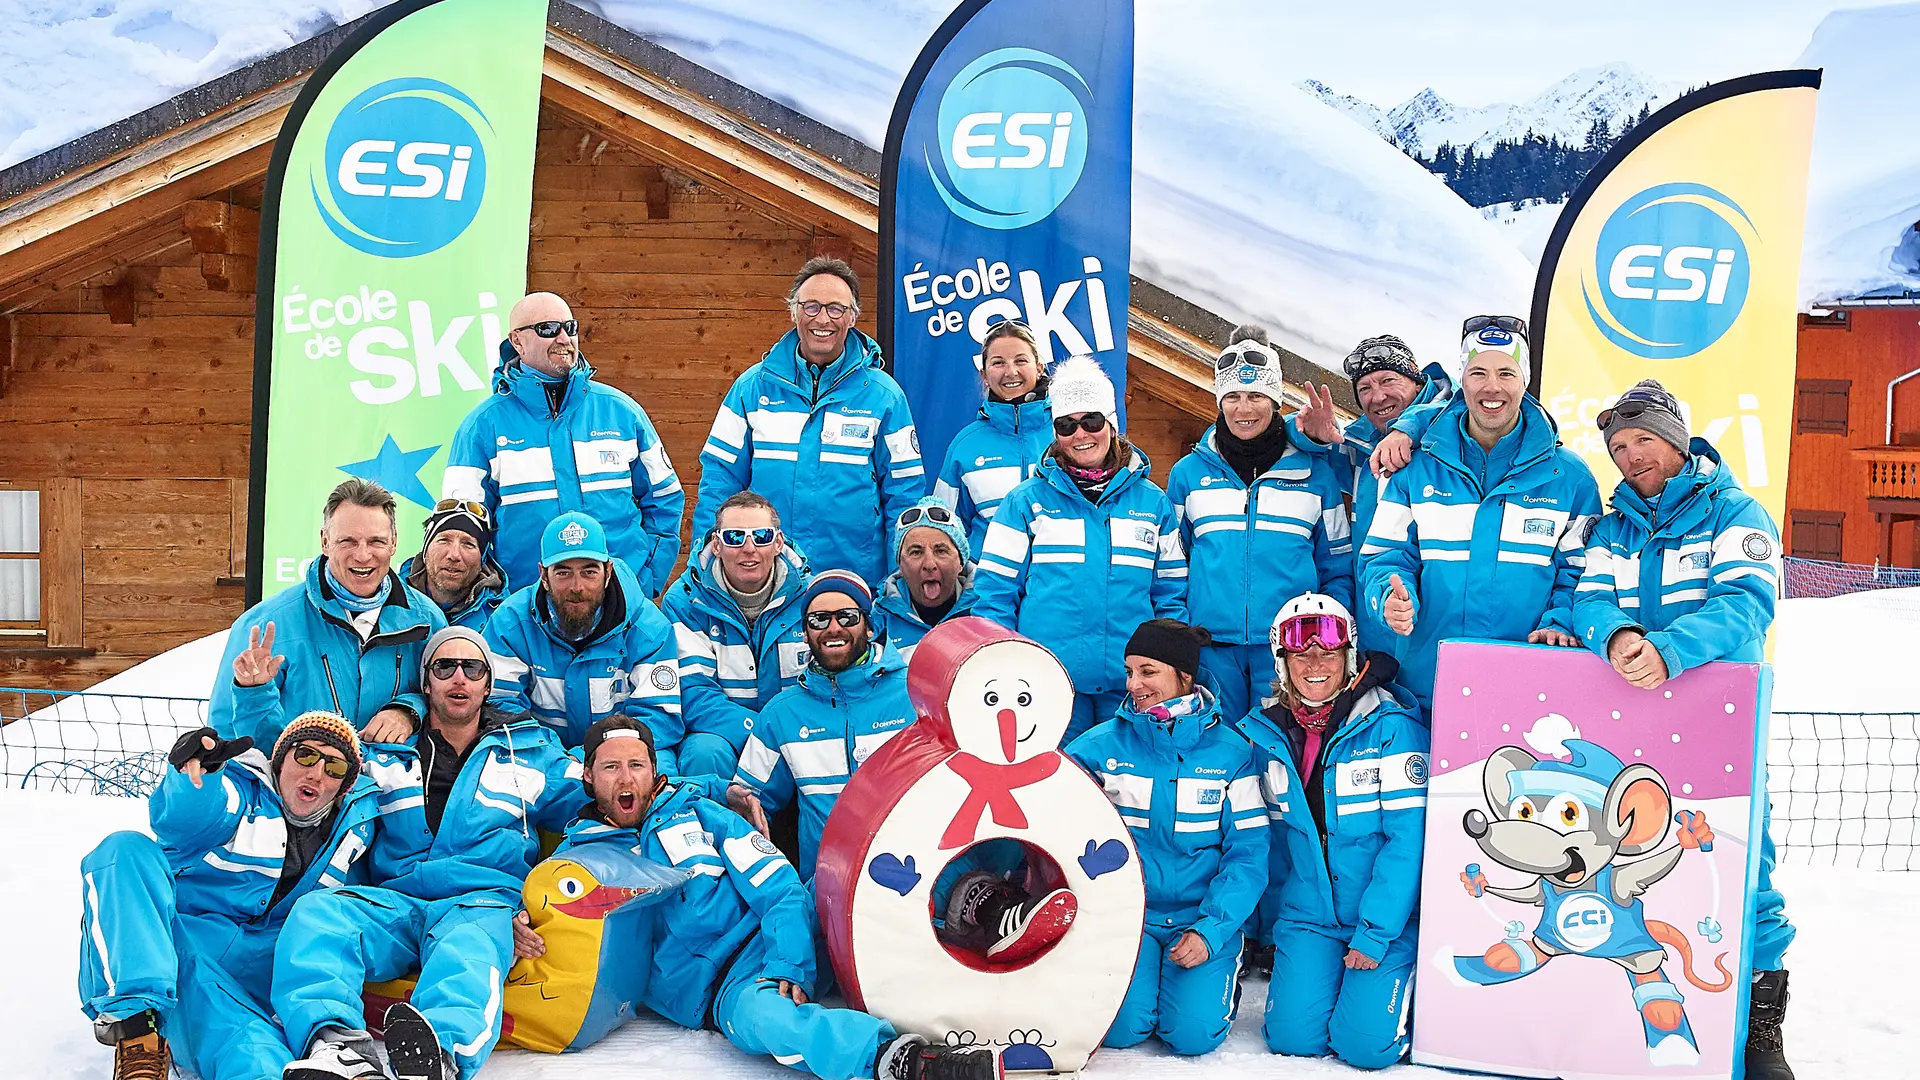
[1862,445,1920,500]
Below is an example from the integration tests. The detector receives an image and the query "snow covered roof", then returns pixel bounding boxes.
[1798,2,1920,307]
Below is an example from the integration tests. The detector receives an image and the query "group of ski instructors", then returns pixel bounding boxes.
[73,256,1797,1080]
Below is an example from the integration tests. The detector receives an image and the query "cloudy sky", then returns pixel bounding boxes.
[1139,0,1902,107]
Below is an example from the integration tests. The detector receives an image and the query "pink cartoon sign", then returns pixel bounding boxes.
[1412,641,1772,1080]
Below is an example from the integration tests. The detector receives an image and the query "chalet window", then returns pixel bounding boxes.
[0,489,41,629]
[1795,379,1850,435]
[1789,510,1844,562]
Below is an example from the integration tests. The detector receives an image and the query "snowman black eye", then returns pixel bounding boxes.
[1016,692,1032,707]
[559,877,583,898]
[984,691,1000,706]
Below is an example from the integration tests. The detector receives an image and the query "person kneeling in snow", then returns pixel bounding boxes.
[78,712,380,1080]
[1066,619,1268,1056]
[275,627,584,1080]
[1567,380,1798,1080]
[554,715,1002,1080]
[1238,594,1428,1069]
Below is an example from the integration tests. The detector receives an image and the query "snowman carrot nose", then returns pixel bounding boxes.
[997,708,1018,760]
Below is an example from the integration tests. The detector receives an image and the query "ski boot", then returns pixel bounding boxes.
[877,1034,1003,1080]
[1630,974,1700,1067]
[384,1001,457,1080]
[943,870,1077,962]
[1745,969,1794,1080]
[282,1027,385,1080]
[95,1009,169,1080]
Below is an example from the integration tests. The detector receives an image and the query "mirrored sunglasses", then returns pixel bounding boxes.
[515,319,578,339]
[718,527,778,548]
[290,744,353,779]
[428,657,489,681]
[804,608,865,630]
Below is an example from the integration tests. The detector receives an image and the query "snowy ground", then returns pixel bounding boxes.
[6,785,1907,1079]
[1481,200,1565,267]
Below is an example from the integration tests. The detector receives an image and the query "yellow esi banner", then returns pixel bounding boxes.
[1531,71,1820,527]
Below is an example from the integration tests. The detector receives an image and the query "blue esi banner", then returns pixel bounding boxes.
[879,0,1135,471]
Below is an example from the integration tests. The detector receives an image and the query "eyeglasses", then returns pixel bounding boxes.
[1274,613,1353,654]
[290,744,353,779]
[897,504,956,530]
[1342,342,1415,380]
[804,608,865,630]
[1214,341,1276,372]
[717,527,778,548]
[431,498,490,526]
[514,319,578,339]
[1052,413,1109,437]
[1462,315,1527,338]
[791,300,855,320]
[428,657,490,681]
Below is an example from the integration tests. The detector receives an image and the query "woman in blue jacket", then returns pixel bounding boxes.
[1066,619,1267,1056]
[1237,594,1428,1070]
[1168,326,1353,722]
[973,356,1188,741]
[933,320,1053,556]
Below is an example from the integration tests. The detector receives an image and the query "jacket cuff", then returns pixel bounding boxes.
[1348,928,1388,963]
[1188,917,1233,958]
[1643,631,1689,681]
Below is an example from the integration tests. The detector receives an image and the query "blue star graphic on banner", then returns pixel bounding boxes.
[338,435,441,509]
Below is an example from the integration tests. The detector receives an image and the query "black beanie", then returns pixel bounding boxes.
[580,716,656,793]
[1124,620,1205,679]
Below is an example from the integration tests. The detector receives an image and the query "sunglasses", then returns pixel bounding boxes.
[1462,315,1527,338]
[290,744,353,779]
[897,504,956,530]
[718,526,778,548]
[804,608,865,630]
[1274,613,1353,654]
[1214,341,1276,372]
[515,319,578,339]
[428,657,490,681]
[1052,413,1109,437]
[791,300,855,320]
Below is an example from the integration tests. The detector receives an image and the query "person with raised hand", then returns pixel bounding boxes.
[932,319,1054,556]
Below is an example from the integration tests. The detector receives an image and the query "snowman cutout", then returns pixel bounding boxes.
[816,617,1145,1074]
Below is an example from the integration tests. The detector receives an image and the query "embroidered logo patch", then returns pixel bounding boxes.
[1406,755,1428,786]
[650,666,678,691]
[1742,533,1773,561]
[559,521,589,546]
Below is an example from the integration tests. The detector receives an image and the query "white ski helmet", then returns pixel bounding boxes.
[1269,592,1359,684]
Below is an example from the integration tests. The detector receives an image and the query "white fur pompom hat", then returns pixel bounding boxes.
[1049,355,1118,430]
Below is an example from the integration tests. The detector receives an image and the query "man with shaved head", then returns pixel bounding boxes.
[444,292,685,596]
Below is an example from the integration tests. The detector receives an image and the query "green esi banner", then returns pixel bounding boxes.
[248,0,546,603]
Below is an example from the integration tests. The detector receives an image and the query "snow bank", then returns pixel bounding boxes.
[1797,2,1920,305]
[1772,587,1920,713]
[1482,199,1565,266]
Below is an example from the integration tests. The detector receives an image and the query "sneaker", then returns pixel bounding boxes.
[876,1034,1003,1080]
[1745,969,1794,1080]
[97,1010,170,1080]
[282,1035,386,1080]
[383,1002,455,1080]
[944,871,1077,962]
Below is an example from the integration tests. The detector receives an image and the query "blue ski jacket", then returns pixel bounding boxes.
[212,558,443,749]
[1357,397,1601,708]
[1064,689,1268,958]
[148,751,382,926]
[1571,439,1780,678]
[932,392,1053,558]
[553,783,815,1026]
[401,550,508,632]
[1236,673,1429,962]
[972,451,1188,699]
[483,558,683,754]
[870,572,979,662]
[443,345,685,597]
[360,710,584,903]
[731,643,916,878]
[660,542,812,753]
[692,328,925,586]
[1168,429,1353,644]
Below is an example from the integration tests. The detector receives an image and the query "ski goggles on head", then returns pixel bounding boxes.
[1053,413,1109,437]
[717,527,778,548]
[1274,613,1353,654]
[1595,385,1681,432]
[514,319,578,339]
[896,504,956,530]
[431,498,491,526]
[290,744,354,779]
[804,608,865,630]
[1462,314,1527,339]
[1342,341,1416,380]
[1214,340,1277,372]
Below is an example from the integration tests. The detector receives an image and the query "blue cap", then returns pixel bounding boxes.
[541,511,611,567]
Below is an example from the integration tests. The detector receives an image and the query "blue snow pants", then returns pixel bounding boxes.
[1068,690,1127,745]
[78,831,297,1080]
[677,731,742,784]
[272,886,516,1080]
[1105,923,1242,1055]
[1198,643,1273,733]
[1754,802,1794,972]
[711,933,895,1080]
[1264,922,1415,1069]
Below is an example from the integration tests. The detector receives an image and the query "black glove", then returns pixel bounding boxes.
[167,727,253,775]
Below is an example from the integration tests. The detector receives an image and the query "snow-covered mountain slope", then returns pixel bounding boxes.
[1797,2,1920,305]
[1302,62,1680,158]
[1481,199,1565,266]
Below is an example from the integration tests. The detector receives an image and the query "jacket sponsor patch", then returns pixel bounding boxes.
[1742,533,1773,560]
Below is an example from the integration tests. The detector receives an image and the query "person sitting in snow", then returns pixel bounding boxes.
[1565,379,1798,1080]
[870,497,979,662]
[536,715,1002,1080]
[77,712,379,1080]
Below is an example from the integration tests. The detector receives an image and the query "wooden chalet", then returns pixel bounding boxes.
[0,3,1351,691]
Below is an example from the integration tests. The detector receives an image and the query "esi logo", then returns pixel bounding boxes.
[314,78,491,258]
[1582,183,1755,360]
[931,48,1090,230]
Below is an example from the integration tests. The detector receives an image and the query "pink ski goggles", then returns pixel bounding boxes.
[1274,613,1352,654]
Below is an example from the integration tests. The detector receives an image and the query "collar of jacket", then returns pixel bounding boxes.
[1194,425,1312,485]
[307,557,419,625]
[979,390,1051,436]
[403,552,506,621]
[761,327,884,402]
[1420,393,1564,492]
[798,639,906,698]
[688,541,808,621]
[1114,685,1222,754]
[1607,438,1731,536]
[1238,652,1404,755]
[1036,445,1152,505]
[876,573,976,629]
[534,557,641,649]
[493,338,597,415]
